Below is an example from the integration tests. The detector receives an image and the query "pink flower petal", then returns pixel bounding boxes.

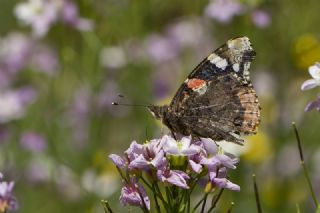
[308,63,320,79]
[301,79,319,90]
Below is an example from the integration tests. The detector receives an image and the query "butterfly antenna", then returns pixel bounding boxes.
[111,102,151,108]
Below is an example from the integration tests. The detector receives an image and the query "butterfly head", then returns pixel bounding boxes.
[147,105,169,120]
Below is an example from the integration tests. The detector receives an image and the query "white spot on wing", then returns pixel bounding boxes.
[233,63,240,72]
[216,59,228,69]
[207,53,228,69]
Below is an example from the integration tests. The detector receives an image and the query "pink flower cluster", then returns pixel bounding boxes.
[109,135,239,210]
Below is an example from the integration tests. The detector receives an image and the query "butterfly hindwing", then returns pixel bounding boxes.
[170,73,260,144]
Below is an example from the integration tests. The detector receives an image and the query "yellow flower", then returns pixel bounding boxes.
[243,131,272,163]
[294,34,320,70]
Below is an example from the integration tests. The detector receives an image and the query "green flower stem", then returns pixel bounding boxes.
[141,177,169,210]
[187,191,191,213]
[165,187,174,212]
[154,183,169,208]
[140,176,153,191]
[172,186,179,211]
[227,202,235,213]
[115,167,129,184]
[152,184,161,213]
[101,200,114,213]
[207,188,225,213]
[200,193,208,213]
[192,195,206,213]
[292,122,319,207]
[253,174,263,213]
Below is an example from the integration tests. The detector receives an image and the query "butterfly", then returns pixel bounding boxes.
[147,37,260,144]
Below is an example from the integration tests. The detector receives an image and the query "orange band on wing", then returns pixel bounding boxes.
[187,78,206,89]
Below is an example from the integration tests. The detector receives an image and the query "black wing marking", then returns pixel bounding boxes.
[170,37,256,108]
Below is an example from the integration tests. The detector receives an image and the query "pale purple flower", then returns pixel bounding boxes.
[109,154,127,169]
[145,34,180,64]
[163,135,200,156]
[205,0,245,23]
[125,141,144,162]
[301,62,320,90]
[167,19,206,49]
[0,88,36,124]
[0,173,18,212]
[201,153,238,169]
[15,0,93,38]
[305,95,320,112]
[201,138,218,155]
[251,10,271,28]
[62,1,94,31]
[212,177,240,191]
[199,145,240,191]
[187,139,211,173]
[16,87,37,105]
[14,0,58,37]
[0,33,58,80]
[0,33,32,75]
[20,132,47,153]
[128,139,167,170]
[109,141,144,170]
[208,167,240,191]
[120,179,150,210]
[157,166,190,189]
[129,150,166,171]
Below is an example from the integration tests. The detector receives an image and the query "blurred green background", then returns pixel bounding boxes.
[1,0,320,212]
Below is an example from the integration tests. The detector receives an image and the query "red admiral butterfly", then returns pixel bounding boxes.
[148,37,260,144]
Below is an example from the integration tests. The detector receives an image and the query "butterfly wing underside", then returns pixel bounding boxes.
[167,37,260,144]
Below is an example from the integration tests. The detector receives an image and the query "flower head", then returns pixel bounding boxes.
[0,88,36,124]
[0,173,17,212]
[163,135,200,156]
[61,1,94,31]
[205,0,244,23]
[120,178,150,210]
[109,135,241,211]
[14,0,58,37]
[20,131,47,153]
[251,10,271,28]
[14,0,93,38]
[128,138,167,171]
[301,62,320,90]
[145,34,180,64]
[157,165,190,189]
